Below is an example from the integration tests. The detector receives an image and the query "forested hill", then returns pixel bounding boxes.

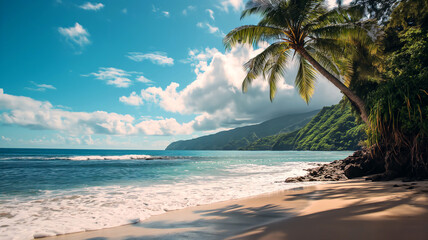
[242,104,366,150]
[165,110,319,150]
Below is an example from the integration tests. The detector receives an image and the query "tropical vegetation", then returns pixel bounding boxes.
[223,0,373,122]
[225,0,428,180]
[242,103,365,150]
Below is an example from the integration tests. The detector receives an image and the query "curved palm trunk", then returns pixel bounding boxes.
[297,47,369,124]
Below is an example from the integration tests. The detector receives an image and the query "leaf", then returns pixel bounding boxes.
[295,56,316,104]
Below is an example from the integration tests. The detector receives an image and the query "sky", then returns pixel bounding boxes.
[0,0,346,150]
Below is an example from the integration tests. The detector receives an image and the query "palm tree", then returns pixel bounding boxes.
[223,0,372,123]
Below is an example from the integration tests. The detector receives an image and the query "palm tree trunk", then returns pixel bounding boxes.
[297,47,369,123]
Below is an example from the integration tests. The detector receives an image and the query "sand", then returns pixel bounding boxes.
[44,179,428,240]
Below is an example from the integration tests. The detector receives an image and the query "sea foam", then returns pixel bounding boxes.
[0,161,322,240]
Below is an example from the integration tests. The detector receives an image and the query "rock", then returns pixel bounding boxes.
[284,148,385,183]
[344,164,365,179]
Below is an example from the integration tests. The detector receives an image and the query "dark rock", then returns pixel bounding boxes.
[344,164,365,179]
[393,184,400,187]
[284,148,385,183]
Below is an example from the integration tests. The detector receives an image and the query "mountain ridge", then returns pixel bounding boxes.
[165,110,320,150]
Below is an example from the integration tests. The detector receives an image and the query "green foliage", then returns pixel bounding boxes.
[242,103,366,150]
[367,27,428,146]
[363,17,428,178]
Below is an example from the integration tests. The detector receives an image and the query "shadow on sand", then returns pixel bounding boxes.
[49,181,428,240]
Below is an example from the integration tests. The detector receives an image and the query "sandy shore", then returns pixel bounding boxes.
[44,179,428,240]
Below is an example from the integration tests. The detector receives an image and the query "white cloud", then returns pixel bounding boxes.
[135,118,193,135]
[107,77,131,88]
[162,11,170,17]
[123,45,342,131]
[127,52,174,66]
[152,5,170,18]
[219,0,244,12]
[136,75,153,84]
[58,22,90,48]
[196,22,225,37]
[0,89,193,136]
[182,5,196,15]
[119,91,143,106]
[79,2,104,11]
[26,81,56,91]
[184,48,220,74]
[206,9,215,20]
[86,67,133,88]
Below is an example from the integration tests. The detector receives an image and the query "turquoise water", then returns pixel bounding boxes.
[0,148,352,239]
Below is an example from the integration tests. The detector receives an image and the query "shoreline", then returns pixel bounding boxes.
[43,179,428,240]
[41,183,319,239]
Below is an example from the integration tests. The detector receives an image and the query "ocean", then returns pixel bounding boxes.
[0,148,353,240]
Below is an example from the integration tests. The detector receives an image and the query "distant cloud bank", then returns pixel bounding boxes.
[0,88,193,136]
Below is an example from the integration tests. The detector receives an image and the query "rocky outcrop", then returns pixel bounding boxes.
[285,149,385,182]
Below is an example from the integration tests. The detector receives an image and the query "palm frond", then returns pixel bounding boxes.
[267,50,289,101]
[310,23,365,40]
[306,46,341,77]
[295,56,316,104]
[306,37,346,56]
[241,0,282,19]
[223,25,283,50]
[242,42,290,92]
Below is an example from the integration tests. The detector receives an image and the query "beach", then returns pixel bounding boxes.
[0,149,351,239]
[44,179,428,240]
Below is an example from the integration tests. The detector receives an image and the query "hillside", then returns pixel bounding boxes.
[165,110,319,150]
[243,104,366,151]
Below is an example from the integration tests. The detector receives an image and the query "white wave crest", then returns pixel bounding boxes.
[0,162,325,240]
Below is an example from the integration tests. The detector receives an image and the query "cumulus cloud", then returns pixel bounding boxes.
[219,0,244,12]
[58,22,90,49]
[0,89,193,136]
[196,22,225,37]
[206,9,215,20]
[26,81,56,91]
[79,2,104,11]
[86,67,133,88]
[122,45,342,131]
[119,91,143,106]
[127,52,174,66]
[184,48,220,74]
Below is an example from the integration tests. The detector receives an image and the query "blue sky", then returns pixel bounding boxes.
[0,0,344,149]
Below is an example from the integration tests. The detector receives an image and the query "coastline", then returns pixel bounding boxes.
[43,179,428,240]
